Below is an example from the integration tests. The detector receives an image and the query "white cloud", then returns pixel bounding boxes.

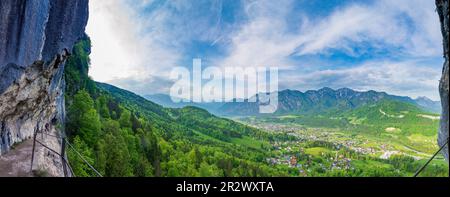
[86,0,181,87]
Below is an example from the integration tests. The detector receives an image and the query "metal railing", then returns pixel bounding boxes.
[30,128,102,177]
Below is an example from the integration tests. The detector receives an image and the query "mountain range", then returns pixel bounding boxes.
[145,88,441,117]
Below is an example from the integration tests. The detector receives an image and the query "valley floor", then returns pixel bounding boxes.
[238,119,449,177]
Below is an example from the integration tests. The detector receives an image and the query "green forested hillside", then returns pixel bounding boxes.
[64,37,288,177]
[343,100,440,136]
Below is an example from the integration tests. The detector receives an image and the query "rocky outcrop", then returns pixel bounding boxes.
[436,0,449,161]
[0,0,88,176]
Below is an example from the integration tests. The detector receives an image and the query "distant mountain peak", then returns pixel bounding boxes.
[414,96,441,113]
[416,96,436,102]
[318,87,335,92]
[337,87,354,92]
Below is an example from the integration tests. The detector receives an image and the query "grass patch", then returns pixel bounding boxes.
[305,147,332,156]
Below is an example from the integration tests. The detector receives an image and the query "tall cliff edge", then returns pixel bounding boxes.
[0,0,88,176]
[436,0,449,161]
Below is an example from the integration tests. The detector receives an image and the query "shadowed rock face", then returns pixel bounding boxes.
[0,0,88,176]
[0,0,88,70]
[436,0,449,161]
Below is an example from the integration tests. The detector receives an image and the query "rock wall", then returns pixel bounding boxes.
[436,0,449,161]
[0,0,88,176]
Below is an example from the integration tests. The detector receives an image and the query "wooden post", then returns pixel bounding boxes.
[61,137,68,177]
[30,128,38,173]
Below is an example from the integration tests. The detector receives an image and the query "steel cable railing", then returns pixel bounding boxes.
[30,130,102,177]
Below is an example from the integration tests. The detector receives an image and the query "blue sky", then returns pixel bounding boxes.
[87,0,444,100]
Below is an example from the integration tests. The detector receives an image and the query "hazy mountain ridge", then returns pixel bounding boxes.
[414,96,441,113]
[144,94,223,114]
[96,82,261,142]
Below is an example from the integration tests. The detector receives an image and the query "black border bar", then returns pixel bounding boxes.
[1,177,449,195]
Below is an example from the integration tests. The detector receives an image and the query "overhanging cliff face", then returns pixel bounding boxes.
[0,0,88,176]
[436,0,449,162]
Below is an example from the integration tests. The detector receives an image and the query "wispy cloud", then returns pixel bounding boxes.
[213,0,300,69]
[294,0,442,57]
[110,75,175,96]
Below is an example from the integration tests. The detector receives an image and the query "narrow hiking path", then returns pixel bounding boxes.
[0,139,34,177]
